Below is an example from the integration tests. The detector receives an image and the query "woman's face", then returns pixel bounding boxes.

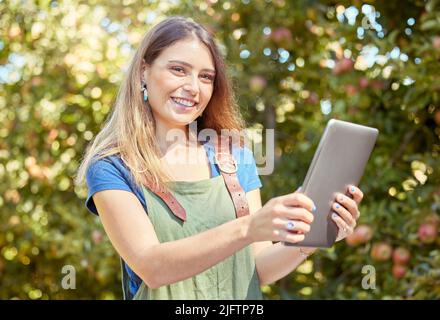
[142,38,216,130]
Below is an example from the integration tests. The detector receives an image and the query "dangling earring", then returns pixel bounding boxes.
[141,80,148,102]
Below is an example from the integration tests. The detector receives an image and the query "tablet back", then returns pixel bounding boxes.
[287,119,379,248]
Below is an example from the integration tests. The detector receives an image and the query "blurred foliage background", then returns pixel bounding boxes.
[1,0,439,299]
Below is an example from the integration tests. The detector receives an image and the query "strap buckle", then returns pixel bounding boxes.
[215,152,238,174]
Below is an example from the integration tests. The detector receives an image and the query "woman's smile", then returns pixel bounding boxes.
[169,96,198,112]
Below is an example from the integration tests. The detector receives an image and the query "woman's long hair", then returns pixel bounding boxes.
[75,16,246,192]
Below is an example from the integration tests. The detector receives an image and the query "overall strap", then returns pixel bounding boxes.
[214,136,250,218]
[144,178,187,221]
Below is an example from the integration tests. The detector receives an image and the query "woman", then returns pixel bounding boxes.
[75,16,363,300]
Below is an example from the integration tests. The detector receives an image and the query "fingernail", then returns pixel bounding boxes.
[335,203,340,209]
[332,213,338,218]
[312,205,317,212]
[350,186,355,193]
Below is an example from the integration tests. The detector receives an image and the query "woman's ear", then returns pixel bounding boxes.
[141,59,150,82]
[141,59,148,77]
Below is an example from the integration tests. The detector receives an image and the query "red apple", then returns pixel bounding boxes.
[8,215,20,226]
[340,58,354,71]
[355,225,373,244]
[392,247,411,266]
[432,36,440,50]
[47,129,59,143]
[345,225,373,247]
[359,77,369,89]
[8,25,22,39]
[345,233,361,247]
[392,264,407,279]
[345,84,358,95]
[371,242,392,261]
[418,223,438,244]
[28,164,45,180]
[333,58,354,75]
[306,92,319,104]
[4,189,21,204]
[92,230,103,244]
[371,80,385,90]
[270,27,292,44]
[434,111,440,126]
[249,75,267,93]
[31,76,43,87]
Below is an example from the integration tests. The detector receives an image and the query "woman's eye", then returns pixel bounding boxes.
[171,67,213,81]
[171,66,185,73]
[202,74,214,81]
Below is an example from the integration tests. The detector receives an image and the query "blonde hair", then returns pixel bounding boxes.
[75,16,246,193]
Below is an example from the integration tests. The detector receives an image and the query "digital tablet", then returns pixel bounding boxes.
[285,119,379,248]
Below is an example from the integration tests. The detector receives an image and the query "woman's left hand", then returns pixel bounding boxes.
[331,185,364,242]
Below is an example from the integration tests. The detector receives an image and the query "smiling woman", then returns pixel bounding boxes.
[74,15,362,301]
[75,16,262,300]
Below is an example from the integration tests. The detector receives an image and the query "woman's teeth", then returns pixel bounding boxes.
[171,97,195,107]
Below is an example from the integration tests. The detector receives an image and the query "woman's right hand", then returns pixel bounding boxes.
[247,189,316,244]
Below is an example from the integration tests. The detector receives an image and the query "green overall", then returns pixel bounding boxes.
[132,174,263,300]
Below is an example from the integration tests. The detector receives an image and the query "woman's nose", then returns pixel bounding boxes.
[183,76,200,95]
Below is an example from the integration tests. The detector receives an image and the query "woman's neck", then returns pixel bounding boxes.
[155,126,202,156]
